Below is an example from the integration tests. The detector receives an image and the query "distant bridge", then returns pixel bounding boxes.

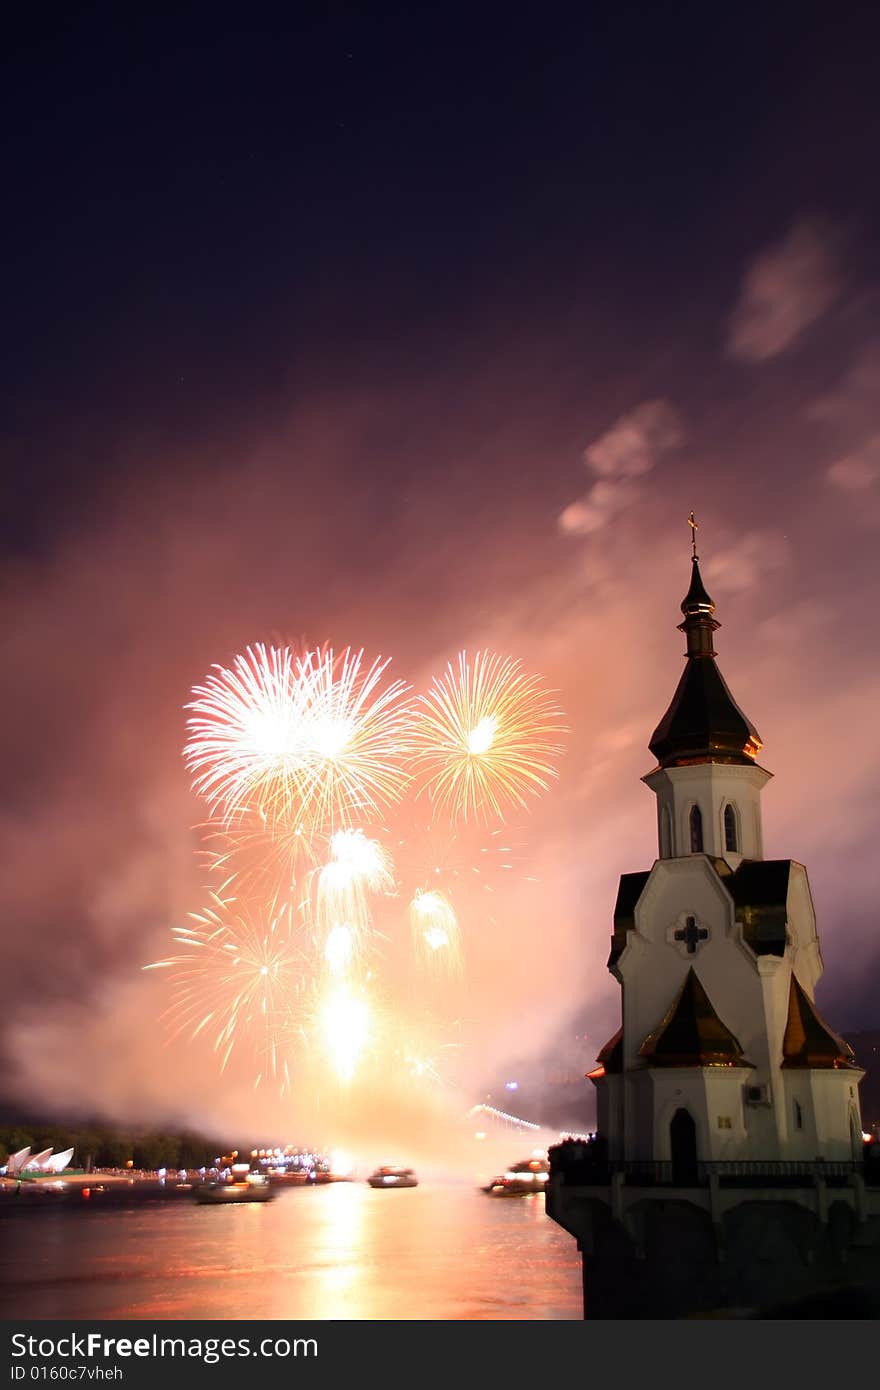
[467,1104,541,1133]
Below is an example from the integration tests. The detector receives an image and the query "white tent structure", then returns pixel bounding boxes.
[26,1148,55,1171]
[44,1148,75,1173]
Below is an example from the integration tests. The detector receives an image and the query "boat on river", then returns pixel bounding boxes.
[196,1174,273,1205]
[367,1166,418,1189]
[483,1156,550,1196]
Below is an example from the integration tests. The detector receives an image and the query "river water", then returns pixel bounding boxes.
[0,1183,582,1320]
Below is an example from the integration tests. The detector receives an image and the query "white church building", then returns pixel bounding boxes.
[547,536,878,1317]
[596,547,863,1174]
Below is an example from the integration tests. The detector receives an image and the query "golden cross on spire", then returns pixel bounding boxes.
[688,510,698,559]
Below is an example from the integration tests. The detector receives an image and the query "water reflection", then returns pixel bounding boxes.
[0,1183,581,1320]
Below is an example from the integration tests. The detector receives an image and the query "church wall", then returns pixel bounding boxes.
[780,1072,819,1158]
[757,957,792,1071]
[625,1070,654,1162]
[648,1072,711,1162]
[595,1075,625,1157]
[809,1070,865,1161]
[741,1074,788,1157]
[650,1068,753,1162]
[701,1069,753,1159]
[755,959,794,1152]
[604,1075,625,1160]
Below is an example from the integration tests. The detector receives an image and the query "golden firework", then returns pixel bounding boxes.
[409,888,463,978]
[315,827,395,965]
[145,894,308,1091]
[410,650,565,823]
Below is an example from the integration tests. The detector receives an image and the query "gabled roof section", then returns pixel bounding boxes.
[639,968,752,1068]
[607,872,651,971]
[782,975,856,1069]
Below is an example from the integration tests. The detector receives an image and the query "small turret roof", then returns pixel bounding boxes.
[681,555,715,615]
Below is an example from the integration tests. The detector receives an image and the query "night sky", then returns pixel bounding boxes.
[4,3,880,1137]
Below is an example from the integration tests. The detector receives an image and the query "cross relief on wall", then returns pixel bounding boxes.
[673,915,709,955]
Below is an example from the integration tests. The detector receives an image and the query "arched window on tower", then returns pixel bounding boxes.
[660,806,672,858]
[724,803,738,853]
[689,805,703,854]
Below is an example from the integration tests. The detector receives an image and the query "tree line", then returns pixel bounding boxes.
[0,1120,232,1172]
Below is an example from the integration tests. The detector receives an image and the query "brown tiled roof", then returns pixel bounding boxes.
[781,975,856,1069]
[640,968,752,1068]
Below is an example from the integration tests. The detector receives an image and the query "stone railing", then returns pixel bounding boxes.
[549,1141,879,1188]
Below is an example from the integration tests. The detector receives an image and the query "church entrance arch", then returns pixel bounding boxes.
[670,1108,698,1184]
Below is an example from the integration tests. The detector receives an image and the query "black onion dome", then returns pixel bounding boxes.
[649,556,762,769]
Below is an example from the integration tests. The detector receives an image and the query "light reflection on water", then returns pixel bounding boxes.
[0,1183,582,1320]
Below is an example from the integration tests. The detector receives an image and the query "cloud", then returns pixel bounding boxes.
[583,399,683,478]
[827,435,880,491]
[726,220,845,362]
[807,344,880,514]
[559,399,683,537]
[756,598,831,648]
[808,342,880,429]
[703,528,790,593]
[559,477,638,536]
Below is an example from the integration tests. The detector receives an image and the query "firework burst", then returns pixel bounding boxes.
[293,647,412,831]
[158,637,562,1096]
[184,644,306,826]
[409,888,463,978]
[384,1008,463,1089]
[145,895,308,1091]
[394,821,527,901]
[410,650,565,823]
[315,827,395,965]
[198,816,316,909]
[184,644,412,831]
[316,979,375,1083]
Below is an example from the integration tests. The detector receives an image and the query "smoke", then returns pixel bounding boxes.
[3,344,879,1146]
